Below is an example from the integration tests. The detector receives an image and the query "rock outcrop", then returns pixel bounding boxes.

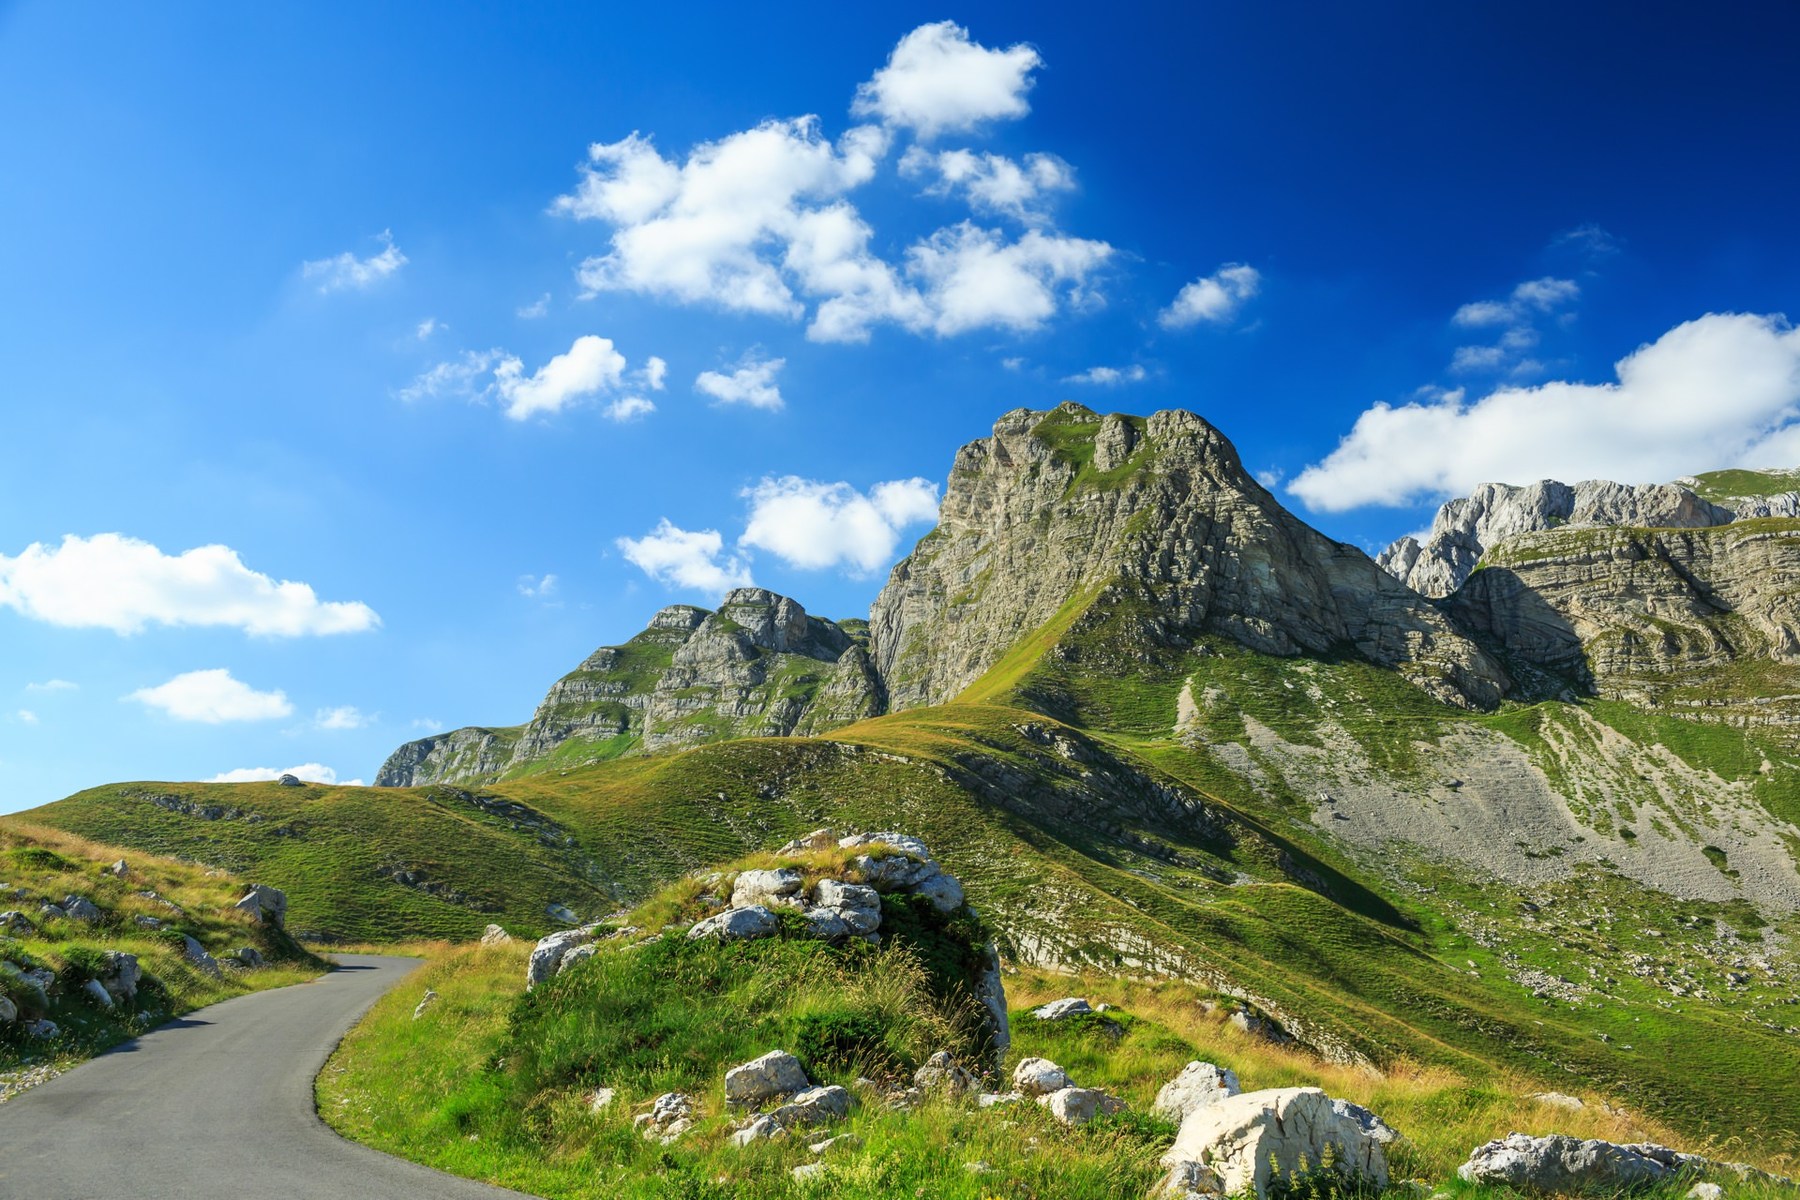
[871,404,1508,712]
[1379,479,1734,598]
[1160,1087,1390,1199]
[376,592,881,786]
[1458,1134,1685,1194]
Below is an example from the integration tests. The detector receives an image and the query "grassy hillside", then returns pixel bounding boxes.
[0,819,324,1084]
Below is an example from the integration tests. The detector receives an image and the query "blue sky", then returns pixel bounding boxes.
[3,3,1798,809]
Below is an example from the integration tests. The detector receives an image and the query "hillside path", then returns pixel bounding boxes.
[0,953,537,1199]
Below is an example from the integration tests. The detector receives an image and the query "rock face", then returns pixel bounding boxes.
[1379,479,1734,599]
[871,405,1508,712]
[376,592,881,786]
[1449,520,1800,721]
[1160,1087,1390,1200]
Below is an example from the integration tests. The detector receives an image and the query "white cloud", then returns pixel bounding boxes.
[643,355,668,390]
[696,355,785,410]
[17,709,37,725]
[127,669,293,724]
[604,395,655,420]
[550,27,1110,346]
[0,534,379,636]
[740,477,940,575]
[415,317,442,340]
[1159,264,1261,329]
[851,21,1041,139]
[517,293,551,319]
[495,334,628,420]
[1001,356,1025,371]
[905,223,1111,337]
[25,679,77,693]
[517,573,558,598]
[396,349,504,403]
[900,147,1073,224]
[616,520,754,594]
[315,705,369,730]
[207,763,362,786]
[1290,312,1800,511]
[302,230,407,293]
[410,717,443,732]
[1449,277,1580,375]
[1063,364,1147,386]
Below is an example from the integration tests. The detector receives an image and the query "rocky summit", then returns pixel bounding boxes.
[376,588,881,786]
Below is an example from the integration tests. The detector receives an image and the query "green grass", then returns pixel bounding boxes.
[0,819,325,1078]
[1684,468,1800,503]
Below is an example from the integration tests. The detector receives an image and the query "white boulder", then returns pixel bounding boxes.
[61,895,102,922]
[479,923,512,945]
[913,1050,978,1096]
[233,884,287,927]
[1457,1134,1679,1193]
[1012,1057,1073,1097]
[1159,1087,1389,1200]
[813,879,881,935]
[724,1050,810,1106]
[1032,997,1093,1021]
[527,928,595,989]
[1040,1087,1125,1126]
[688,905,778,943]
[1153,1061,1242,1123]
[770,1085,852,1129]
[182,935,221,978]
[633,1092,696,1143]
[732,868,805,909]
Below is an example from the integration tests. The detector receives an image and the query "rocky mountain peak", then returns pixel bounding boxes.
[872,404,1508,712]
[1379,479,1735,598]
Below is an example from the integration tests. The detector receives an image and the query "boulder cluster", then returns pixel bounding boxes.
[1457,1133,1790,1196]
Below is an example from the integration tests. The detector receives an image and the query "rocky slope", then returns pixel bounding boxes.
[1449,518,1800,729]
[1378,479,1733,599]
[376,590,881,786]
[870,403,1509,711]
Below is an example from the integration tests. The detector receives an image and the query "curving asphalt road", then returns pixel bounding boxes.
[0,954,537,1199]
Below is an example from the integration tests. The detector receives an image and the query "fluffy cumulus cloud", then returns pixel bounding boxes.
[900,147,1073,224]
[302,230,407,293]
[551,25,1112,345]
[1289,312,1800,511]
[0,534,379,636]
[1449,276,1580,376]
[1159,264,1261,329]
[851,21,1041,139]
[207,763,362,786]
[1064,364,1147,386]
[696,355,786,410]
[616,520,754,594]
[127,669,293,724]
[314,705,369,730]
[740,477,940,574]
[401,336,661,421]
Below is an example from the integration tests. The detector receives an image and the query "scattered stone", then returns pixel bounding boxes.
[1153,1061,1242,1123]
[479,923,512,945]
[1160,1087,1390,1200]
[1031,997,1093,1021]
[977,1091,1024,1108]
[633,1092,696,1143]
[412,989,438,1020]
[1458,1134,1682,1193]
[779,827,839,853]
[910,872,965,913]
[913,1050,978,1097]
[0,995,15,1024]
[82,978,114,1008]
[837,831,932,859]
[0,910,34,935]
[1040,1087,1125,1126]
[1529,1091,1586,1111]
[182,935,221,978]
[687,905,778,943]
[810,1133,861,1154]
[588,1087,616,1112]
[732,867,805,909]
[103,859,129,877]
[801,908,851,941]
[1227,1009,1293,1043]
[1012,1056,1072,1097]
[26,1018,58,1039]
[97,951,140,1000]
[725,1050,810,1106]
[1687,1185,1725,1200]
[526,927,595,989]
[38,903,67,921]
[544,902,579,924]
[233,946,264,969]
[276,773,302,787]
[557,943,600,975]
[769,1085,852,1129]
[813,879,881,935]
[60,895,101,922]
[791,1163,825,1182]
[233,884,287,927]
[731,1114,785,1146]
[133,915,164,930]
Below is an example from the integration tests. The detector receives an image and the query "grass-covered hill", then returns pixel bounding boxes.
[0,819,324,1083]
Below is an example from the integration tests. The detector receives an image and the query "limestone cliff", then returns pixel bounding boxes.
[1378,480,1733,599]
[870,403,1509,712]
[375,591,880,786]
[1449,518,1800,731]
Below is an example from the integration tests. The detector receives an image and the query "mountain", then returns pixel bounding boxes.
[23,402,1800,1156]
[375,589,881,786]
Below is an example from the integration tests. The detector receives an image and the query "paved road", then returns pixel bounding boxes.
[0,954,537,1199]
